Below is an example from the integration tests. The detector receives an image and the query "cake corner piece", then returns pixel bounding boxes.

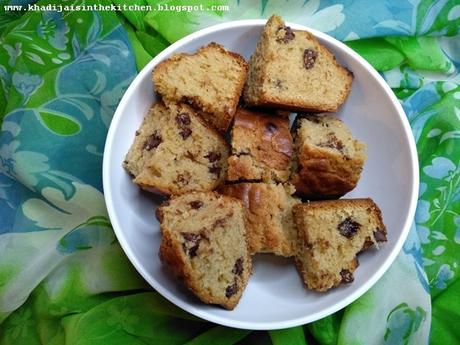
[293,198,386,292]
[157,192,252,309]
[123,101,230,196]
[243,14,353,112]
[227,107,293,183]
[290,113,367,199]
[152,42,248,132]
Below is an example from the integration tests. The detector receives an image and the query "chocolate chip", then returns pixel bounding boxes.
[182,233,200,242]
[176,174,189,186]
[232,258,244,276]
[320,135,344,151]
[361,236,374,252]
[213,218,226,228]
[338,217,360,238]
[135,130,140,136]
[189,200,203,209]
[143,131,162,151]
[374,229,387,242]
[303,49,318,69]
[329,136,344,151]
[179,128,192,140]
[266,122,278,133]
[176,113,191,126]
[204,152,221,163]
[208,166,221,176]
[181,232,202,258]
[340,269,354,283]
[182,97,194,106]
[185,151,195,161]
[275,79,283,88]
[276,26,295,43]
[186,244,199,258]
[225,282,238,298]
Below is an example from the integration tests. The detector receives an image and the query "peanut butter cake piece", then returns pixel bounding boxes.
[157,192,252,310]
[290,113,367,199]
[243,15,353,112]
[293,198,387,292]
[227,108,293,183]
[153,43,248,132]
[123,102,229,195]
[219,183,299,256]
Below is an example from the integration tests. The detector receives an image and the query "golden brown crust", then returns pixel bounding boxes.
[153,43,248,132]
[227,108,293,183]
[293,198,386,291]
[290,114,366,199]
[218,183,299,256]
[157,192,252,310]
[243,15,353,112]
[124,102,230,196]
[249,43,353,113]
[203,42,249,69]
[291,149,363,199]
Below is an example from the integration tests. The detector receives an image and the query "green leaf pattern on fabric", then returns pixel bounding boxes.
[384,303,427,345]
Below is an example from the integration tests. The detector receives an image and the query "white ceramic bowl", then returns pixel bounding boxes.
[103,19,419,330]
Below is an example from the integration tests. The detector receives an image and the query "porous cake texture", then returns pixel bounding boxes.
[123,102,229,195]
[219,183,299,256]
[290,113,367,199]
[243,15,353,112]
[153,43,248,132]
[157,192,252,309]
[293,198,387,292]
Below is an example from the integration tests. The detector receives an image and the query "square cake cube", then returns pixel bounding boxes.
[290,113,367,199]
[157,192,252,309]
[293,198,387,291]
[227,108,293,183]
[243,15,353,112]
[153,43,248,132]
[123,102,229,195]
[219,183,299,256]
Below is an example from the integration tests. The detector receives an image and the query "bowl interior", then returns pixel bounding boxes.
[103,20,418,330]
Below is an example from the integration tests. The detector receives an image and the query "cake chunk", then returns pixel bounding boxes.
[153,43,248,132]
[123,102,229,196]
[157,192,252,309]
[219,183,299,256]
[243,15,353,112]
[293,198,387,292]
[227,108,293,183]
[290,113,367,199]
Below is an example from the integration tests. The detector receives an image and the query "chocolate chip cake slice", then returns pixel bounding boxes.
[157,192,252,310]
[153,43,248,132]
[243,15,353,112]
[293,198,387,292]
[227,108,293,183]
[219,183,300,256]
[123,102,229,195]
[290,113,367,199]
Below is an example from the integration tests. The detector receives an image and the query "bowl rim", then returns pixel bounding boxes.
[102,18,419,330]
